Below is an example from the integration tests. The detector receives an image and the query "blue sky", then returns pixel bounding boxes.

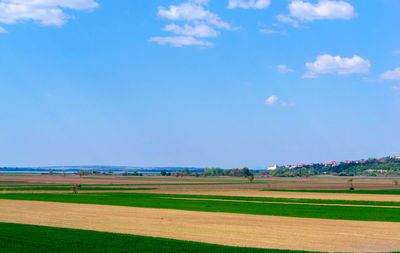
[0,0,399,168]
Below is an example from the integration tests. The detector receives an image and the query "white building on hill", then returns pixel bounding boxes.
[268,164,278,170]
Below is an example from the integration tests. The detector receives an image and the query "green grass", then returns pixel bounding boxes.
[1,192,400,222]
[262,189,400,194]
[0,222,314,253]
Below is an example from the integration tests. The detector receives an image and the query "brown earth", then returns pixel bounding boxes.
[1,199,400,252]
[2,175,400,191]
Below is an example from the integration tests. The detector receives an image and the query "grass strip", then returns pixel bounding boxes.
[0,222,314,253]
[262,189,400,195]
[1,192,400,222]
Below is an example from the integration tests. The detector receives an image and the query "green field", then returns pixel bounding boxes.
[1,192,400,222]
[262,189,400,194]
[0,222,312,253]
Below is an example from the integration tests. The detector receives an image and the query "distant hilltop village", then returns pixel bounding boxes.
[268,155,400,170]
[266,155,400,177]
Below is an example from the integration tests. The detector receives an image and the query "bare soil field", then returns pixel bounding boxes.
[3,175,400,202]
[1,199,399,252]
[2,175,400,189]
[0,175,231,185]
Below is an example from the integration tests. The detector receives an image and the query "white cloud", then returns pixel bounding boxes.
[163,23,219,37]
[380,68,400,81]
[149,36,213,47]
[277,64,294,73]
[304,54,370,78]
[277,0,355,28]
[0,0,98,27]
[153,0,233,47]
[265,95,295,107]
[393,50,400,55]
[265,95,278,105]
[158,1,231,29]
[0,26,6,32]
[228,0,270,9]
[392,86,400,90]
[289,0,355,21]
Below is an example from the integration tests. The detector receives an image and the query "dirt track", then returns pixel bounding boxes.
[1,199,400,252]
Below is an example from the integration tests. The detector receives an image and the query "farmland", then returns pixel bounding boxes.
[1,174,400,252]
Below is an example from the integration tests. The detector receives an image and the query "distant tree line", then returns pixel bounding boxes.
[76,169,143,177]
[160,167,254,178]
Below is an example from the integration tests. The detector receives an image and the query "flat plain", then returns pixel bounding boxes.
[1,174,400,252]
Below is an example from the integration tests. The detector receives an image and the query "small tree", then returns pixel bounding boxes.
[241,167,252,177]
[183,168,191,176]
[248,174,254,183]
[394,180,399,186]
[160,170,167,176]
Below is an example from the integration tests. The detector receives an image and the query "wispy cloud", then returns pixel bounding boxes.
[277,64,294,74]
[276,14,299,28]
[228,0,270,9]
[393,50,400,55]
[304,54,370,78]
[149,36,213,47]
[163,23,219,38]
[380,67,400,80]
[259,23,287,35]
[0,0,98,31]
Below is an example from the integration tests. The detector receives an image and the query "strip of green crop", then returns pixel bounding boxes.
[1,192,400,222]
[0,186,156,191]
[262,189,400,194]
[0,222,313,253]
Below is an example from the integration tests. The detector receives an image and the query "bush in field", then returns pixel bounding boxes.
[394,180,399,186]
[348,178,354,190]
[248,174,254,183]
[72,184,81,194]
